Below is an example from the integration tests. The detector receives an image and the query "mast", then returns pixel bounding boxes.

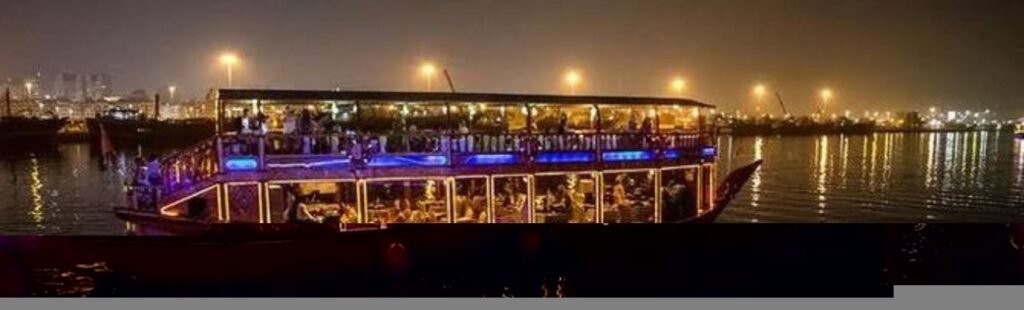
[774,91,789,116]
[4,87,10,118]
[154,93,161,120]
[443,69,456,93]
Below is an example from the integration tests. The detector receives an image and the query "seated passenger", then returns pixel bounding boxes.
[340,204,358,224]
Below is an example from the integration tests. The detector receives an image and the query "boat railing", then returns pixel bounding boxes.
[154,130,713,199]
[159,137,219,195]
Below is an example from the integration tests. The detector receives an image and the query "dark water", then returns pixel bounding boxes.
[0,143,135,235]
[717,132,1024,222]
[0,132,1022,235]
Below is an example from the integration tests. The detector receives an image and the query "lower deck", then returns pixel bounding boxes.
[142,162,716,225]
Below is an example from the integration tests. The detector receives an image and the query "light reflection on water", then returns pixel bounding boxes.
[719,132,1024,222]
[1,143,136,235]
[29,156,45,229]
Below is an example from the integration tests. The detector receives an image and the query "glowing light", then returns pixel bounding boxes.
[219,52,239,87]
[820,88,833,102]
[670,77,687,96]
[419,62,437,91]
[752,84,767,98]
[564,70,581,95]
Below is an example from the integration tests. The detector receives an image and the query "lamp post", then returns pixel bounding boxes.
[752,84,767,114]
[820,88,833,115]
[24,82,34,99]
[670,77,687,97]
[220,53,239,87]
[564,70,581,95]
[419,63,437,91]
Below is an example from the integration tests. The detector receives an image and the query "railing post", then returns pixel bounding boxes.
[594,104,602,163]
[258,134,266,171]
[216,136,225,173]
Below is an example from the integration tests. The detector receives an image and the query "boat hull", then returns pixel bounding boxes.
[0,118,67,141]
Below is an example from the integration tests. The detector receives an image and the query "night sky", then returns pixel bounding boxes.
[2,0,1022,116]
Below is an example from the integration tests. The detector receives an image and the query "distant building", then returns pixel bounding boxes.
[85,74,113,99]
[55,73,84,101]
[53,72,113,102]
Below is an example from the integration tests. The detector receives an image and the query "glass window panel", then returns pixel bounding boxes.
[660,167,700,222]
[534,173,597,223]
[454,177,489,223]
[493,176,530,223]
[601,170,656,223]
[268,182,359,224]
[365,178,449,224]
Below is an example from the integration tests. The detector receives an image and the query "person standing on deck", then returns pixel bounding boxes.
[145,154,162,186]
[641,115,653,148]
[282,108,298,152]
[299,109,313,154]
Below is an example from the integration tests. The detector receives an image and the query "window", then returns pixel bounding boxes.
[365,178,449,224]
[534,172,598,223]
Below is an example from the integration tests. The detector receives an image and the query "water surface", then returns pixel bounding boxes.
[717,132,1024,222]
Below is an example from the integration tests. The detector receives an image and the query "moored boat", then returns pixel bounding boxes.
[116,89,761,236]
[86,107,215,147]
[1,88,67,142]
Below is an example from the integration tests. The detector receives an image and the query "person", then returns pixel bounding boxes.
[132,157,149,187]
[145,154,162,186]
[678,182,697,220]
[283,186,304,223]
[340,204,358,224]
[239,108,254,135]
[612,174,633,222]
[408,202,428,223]
[391,199,410,223]
[455,195,477,223]
[255,111,268,135]
[299,109,313,154]
[282,108,298,152]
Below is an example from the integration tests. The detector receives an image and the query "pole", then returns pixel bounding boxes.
[4,88,10,118]
[443,69,457,93]
[154,94,161,120]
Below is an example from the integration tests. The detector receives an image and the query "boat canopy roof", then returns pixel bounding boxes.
[217,88,715,109]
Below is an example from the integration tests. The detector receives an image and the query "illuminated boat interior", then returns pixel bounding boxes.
[125,89,722,228]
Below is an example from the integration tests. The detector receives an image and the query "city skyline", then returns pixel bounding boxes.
[2,0,1023,116]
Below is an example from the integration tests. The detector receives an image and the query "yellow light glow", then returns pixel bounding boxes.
[752,84,767,98]
[219,53,239,66]
[419,63,437,77]
[670,77,687,95]
[820,88,833,102]
[565,70,581,84]
[564,69,581,95]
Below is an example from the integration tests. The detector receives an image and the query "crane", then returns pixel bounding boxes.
[774,91,789,116]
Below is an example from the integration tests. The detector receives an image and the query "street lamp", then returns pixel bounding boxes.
[219,53,239,87]
[670,77,687,97]
[752,84,767,113]
[752,84,767,98]
[24,82,34,99]
[564,70,581,95]
[419,62,437,91]
[819,88,833,114]
[168,85,177,103]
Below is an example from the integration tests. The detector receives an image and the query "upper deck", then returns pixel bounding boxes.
[157,89,718,198]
